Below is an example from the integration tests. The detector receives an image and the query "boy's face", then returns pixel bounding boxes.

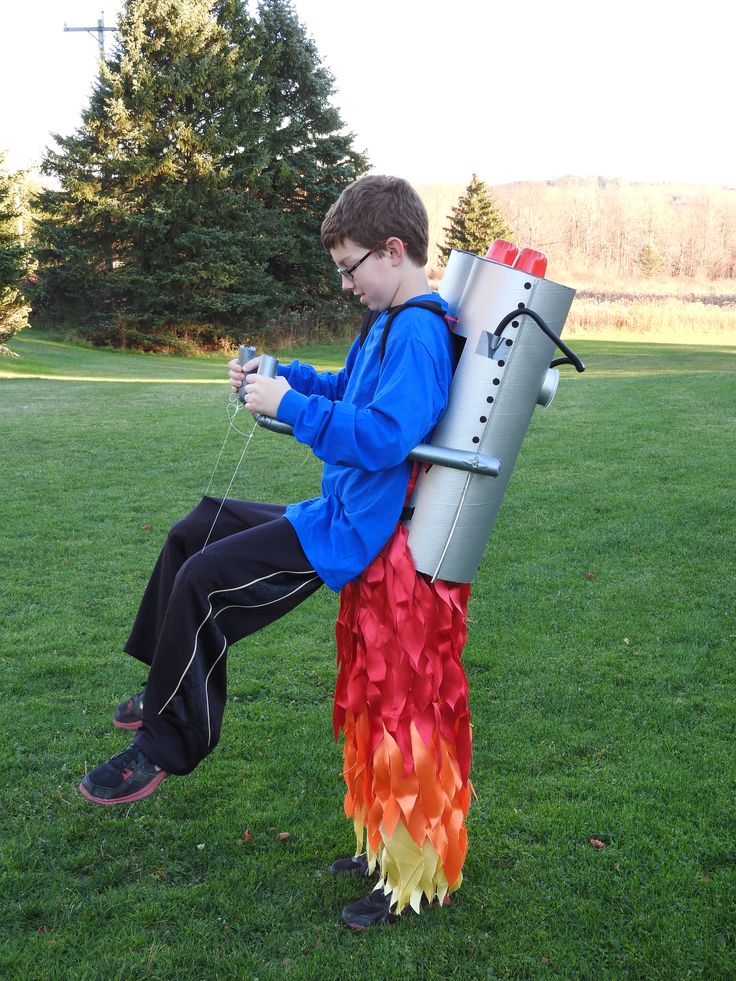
[331,237,399,312]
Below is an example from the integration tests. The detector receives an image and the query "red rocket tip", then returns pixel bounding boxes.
[513,248,547,277]
[485,239,519,266]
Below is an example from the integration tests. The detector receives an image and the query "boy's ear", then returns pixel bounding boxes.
[385,236,406,265]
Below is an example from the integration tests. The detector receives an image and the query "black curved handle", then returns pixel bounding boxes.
[494,308,585,373]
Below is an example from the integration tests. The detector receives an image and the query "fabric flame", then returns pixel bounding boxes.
[334,524,472,914]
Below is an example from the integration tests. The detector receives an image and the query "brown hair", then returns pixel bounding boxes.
[321,175,429,266]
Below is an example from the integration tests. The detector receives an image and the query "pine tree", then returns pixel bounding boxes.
[34,0,366,348]
[439,174,512,265]
[246,0,368,304]
[637,242,663,278]
[0,155,31,354]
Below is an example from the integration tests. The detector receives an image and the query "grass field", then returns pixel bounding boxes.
[1,334,734,979]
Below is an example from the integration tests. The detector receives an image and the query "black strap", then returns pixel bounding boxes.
[358,309,382,348]
[358,300,457,363]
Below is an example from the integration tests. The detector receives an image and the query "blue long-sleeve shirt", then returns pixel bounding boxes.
[277,295,454,591]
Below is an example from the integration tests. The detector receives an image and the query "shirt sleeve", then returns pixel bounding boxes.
[277,337,358,401]
[277,313,452,471]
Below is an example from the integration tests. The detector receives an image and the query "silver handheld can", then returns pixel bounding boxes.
[257,354,279,379]
[237,345,257,403]
[238,349,287,430]
[252,354,294,435]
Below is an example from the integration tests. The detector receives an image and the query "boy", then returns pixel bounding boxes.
[79,175,458,927]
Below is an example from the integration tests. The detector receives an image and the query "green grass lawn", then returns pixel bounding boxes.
[1,334,734,979]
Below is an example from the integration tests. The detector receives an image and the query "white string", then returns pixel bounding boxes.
[203,393,256,496]
[430,471,472,583]
[200,383,313,554]
[201,396,259,553]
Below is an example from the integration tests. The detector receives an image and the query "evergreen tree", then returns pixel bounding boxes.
[439,174,512,265]
[0,155,31,354]
[246,0,368,304]
[637,242,663,278]
[34,0,366,348]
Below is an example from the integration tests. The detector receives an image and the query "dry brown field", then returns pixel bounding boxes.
[419,180,736,345]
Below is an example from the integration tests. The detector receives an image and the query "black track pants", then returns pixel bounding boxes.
[124,497,323,774]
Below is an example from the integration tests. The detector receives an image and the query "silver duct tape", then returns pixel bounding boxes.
[409,444,500,477]
[257,414,294,436]
[255,410,501,476]
[258,354,279,379]
[237,344,257,403]
[405,250,575,583]
[438,249,478,313]
[537,367,560,407]
[237,350,282,424]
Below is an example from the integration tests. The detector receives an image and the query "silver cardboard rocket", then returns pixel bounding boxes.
[404,247,577,583]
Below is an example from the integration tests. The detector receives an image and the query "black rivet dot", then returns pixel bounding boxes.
[524,282,531,289]
[512,320,519,328]
[472,436,480,444]
[479,415,487,423]
[518,302,525,309]
[493,378,500,385]
[506,338,513,345]
[486,396,494,403]
[497,360,505,367]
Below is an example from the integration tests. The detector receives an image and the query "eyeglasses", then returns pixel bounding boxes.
[335,241,388,281]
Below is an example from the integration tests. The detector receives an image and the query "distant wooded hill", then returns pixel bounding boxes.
[416,177,736,282]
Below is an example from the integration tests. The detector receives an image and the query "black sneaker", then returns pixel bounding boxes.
[341,888,398,929]
[328,853,370,876]
[79,744,168,805]
[113,692,144,731]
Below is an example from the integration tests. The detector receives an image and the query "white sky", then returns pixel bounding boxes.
[1,0,733,188]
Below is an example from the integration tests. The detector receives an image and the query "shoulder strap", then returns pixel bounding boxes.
[385,300,459,362]
[358,299,458,362]
[358,309,382,349]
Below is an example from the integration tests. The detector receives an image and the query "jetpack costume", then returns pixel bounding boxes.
[250,240,584,914]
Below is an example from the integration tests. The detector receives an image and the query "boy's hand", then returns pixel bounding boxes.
[228,355,260,394]
[243,373,291,418]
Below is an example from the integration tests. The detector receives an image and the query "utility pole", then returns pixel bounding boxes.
[63,10,118,59]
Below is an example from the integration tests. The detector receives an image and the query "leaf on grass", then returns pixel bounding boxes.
[589,838,606,849]
[585,571,597,580]
[276,832,290,841]
[242,828,253,841]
